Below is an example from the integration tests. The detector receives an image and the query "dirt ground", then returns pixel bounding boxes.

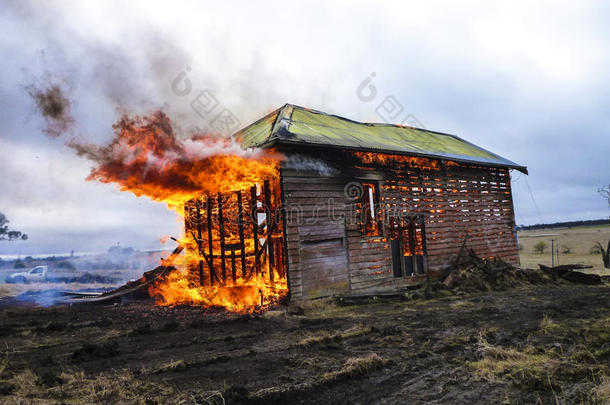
[518,224,610,274]
[1,284,609,404]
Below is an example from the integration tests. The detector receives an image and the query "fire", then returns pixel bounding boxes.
[76,110,288,312]
[70,111,280,212]
[353,151,441,171]
[148,266,284,312]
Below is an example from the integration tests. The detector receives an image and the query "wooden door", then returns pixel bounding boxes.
[298,220,349,298]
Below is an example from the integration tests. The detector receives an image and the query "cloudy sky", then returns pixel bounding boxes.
[1,0,609,256]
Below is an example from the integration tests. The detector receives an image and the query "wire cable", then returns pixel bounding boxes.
[524,176,544,224]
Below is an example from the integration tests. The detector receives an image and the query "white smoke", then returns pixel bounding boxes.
[284,154,338,176]
[182,137,266,160]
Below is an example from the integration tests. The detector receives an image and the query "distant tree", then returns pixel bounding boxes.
[13,259,25,269]
[561,245,573,254]
[0,212,27,241]
[596,185,610,269]
[534,241,547,254]
[599,184,610,209]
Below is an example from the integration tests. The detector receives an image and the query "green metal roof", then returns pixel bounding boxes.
[235,104,527,174]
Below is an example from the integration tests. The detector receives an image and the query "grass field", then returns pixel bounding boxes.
[517,224,610,274]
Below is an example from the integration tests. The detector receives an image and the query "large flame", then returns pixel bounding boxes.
[71,111,280,211]
[75,110,287,312]
[148,267,285,312]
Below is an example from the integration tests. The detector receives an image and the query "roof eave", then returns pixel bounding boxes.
[264,139,528,174]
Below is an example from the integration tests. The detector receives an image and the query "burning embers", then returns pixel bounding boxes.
[353,151,441,171]
[149,180,288,312]
[69,110,286,312]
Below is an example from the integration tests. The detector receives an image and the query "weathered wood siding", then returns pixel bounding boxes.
[280,162,519,299]
[281,169,351,299]
[347,164,518,296]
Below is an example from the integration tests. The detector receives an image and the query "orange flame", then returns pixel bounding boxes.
[353,151,441,171]
[70,111,280,213]
[148,253,285,312]
[77,110,287,312]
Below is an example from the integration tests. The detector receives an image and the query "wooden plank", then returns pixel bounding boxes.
[349,267,393,278]
[237,190,247,279]
[218,193,226,283]
[195,199,205,286]
[207,196,217,285]
[250,186,261,275]
[264,179,274,282]
[231,249,237,282]
[299,232,346,242]
[299,257,351,270]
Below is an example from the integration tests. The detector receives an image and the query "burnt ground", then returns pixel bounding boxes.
[0,285,609,404]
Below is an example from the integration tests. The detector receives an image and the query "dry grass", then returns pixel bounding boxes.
[297,325,369,347]
[449,300,475,310]
[151,359,188,374]
[298,331,336,347]
[470,330,610,402]
[319,353,386,384]
[518,224,610,274]
[594,375,610,403]
[470,335,559,381]
[6,368,186,404]
[539,314,562,335]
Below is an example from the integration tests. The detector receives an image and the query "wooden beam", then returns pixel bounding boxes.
[237,190,247,279]
[264,179,274,282]
[251,186,261,276]
[406,217,416,256]
[218,193,226,284]
[195,199,205,286]
[231,249,237,282]
[418,215,428,256]
[207,196,217,285]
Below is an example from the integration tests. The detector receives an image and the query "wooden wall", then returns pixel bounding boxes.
[280,159,519,300]
[281,169,350,299]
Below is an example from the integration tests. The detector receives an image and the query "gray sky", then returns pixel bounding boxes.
[1,0,609,256]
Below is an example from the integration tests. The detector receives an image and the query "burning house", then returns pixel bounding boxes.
[164,104,527,306]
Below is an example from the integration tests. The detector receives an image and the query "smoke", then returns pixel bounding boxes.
[284,154,338,176]
[16,289,66,307]
[85,29,194,114]
[26,81,75,138]
[23,68,281,207]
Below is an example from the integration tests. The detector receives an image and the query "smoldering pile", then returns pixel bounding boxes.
[440,249,602,293]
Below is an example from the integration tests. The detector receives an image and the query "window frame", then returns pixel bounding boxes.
[359,180,383,237]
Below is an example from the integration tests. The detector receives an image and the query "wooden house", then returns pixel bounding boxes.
[186,104,527,301]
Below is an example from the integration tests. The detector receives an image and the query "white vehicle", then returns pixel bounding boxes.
[5,266,48,283]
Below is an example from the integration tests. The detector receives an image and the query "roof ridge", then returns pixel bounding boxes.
[269,104,294,141]
[285,103,460,138]
[234,104,527,174]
